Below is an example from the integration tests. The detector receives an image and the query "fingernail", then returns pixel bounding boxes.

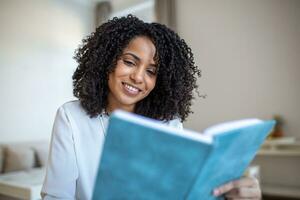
[213,189,219,196]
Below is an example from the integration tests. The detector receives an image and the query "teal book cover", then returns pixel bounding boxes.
[92,110,275,200]
[187,120,275,199]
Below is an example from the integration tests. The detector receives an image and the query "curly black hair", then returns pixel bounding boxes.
[73,15,201,121]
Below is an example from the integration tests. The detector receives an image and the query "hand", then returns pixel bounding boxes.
[213,176,261,199]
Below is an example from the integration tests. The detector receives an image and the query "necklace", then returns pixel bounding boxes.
[99,114,106,137]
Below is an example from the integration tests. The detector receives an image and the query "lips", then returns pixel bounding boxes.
[122,82,142,96]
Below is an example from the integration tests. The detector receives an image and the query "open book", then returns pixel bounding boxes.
[92,110,275,200]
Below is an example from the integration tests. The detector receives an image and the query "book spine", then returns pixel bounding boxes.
[185,140,223,200]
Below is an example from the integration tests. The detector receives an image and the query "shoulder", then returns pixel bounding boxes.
[164,118,183,130]
[57,100,87,118]
[59,100,84,113]
[55,100,93,125]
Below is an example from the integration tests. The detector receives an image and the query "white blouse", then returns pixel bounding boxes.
[41,100,183,200]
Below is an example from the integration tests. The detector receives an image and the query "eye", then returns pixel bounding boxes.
[146,68,157,76]
[123,59,135,66]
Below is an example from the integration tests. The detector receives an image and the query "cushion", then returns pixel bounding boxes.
[0,167,45,199]
[0,147,3,173]
[31,142,49,167]
[3,145,35,173]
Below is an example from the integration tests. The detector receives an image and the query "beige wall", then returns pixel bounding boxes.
[177,0,300,138]
[1,0,299,142]
[0,0,94,142]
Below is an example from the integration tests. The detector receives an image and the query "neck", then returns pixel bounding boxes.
[106,94,135,114]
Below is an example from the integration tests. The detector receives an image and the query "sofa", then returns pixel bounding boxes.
[0,141,49,200]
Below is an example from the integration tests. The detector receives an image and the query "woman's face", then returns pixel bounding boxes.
[107,36,157,112]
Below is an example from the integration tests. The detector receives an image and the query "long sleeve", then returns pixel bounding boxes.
[165,118,183,130]
[41,106,79,199]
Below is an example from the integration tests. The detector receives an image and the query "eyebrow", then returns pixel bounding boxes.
[122,52,157,67]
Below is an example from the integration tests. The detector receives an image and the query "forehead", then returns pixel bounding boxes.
[123,36,156,62]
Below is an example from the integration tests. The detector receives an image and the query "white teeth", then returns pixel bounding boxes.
[124,83,139,93]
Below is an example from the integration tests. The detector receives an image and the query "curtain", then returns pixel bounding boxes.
[155,0,177,31]
[95,1,112,28]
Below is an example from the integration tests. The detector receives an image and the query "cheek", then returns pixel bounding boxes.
[116,60,132,72]
[146,77,157,93]
[108,65,124,85]
[108,73,117,90]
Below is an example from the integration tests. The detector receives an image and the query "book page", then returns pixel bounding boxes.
[113,110,213,144]
[203,118,262,136]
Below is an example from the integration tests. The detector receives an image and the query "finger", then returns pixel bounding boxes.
[231,177,259,188]
[224,187,261,198]
[214,177,259,196]
[213,181,235,196]
[226,198,261,200]
[223,188,239,197]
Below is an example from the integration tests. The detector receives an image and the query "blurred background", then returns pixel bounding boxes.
[0,0,299,199]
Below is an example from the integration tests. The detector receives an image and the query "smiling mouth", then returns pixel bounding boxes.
[122,82,142,95]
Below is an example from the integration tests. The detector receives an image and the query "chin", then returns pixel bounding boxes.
[120,96,141,106]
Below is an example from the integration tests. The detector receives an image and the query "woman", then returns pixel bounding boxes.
[42,15,261,199]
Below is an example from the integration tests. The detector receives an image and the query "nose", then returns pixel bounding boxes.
[130,67,144,84]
